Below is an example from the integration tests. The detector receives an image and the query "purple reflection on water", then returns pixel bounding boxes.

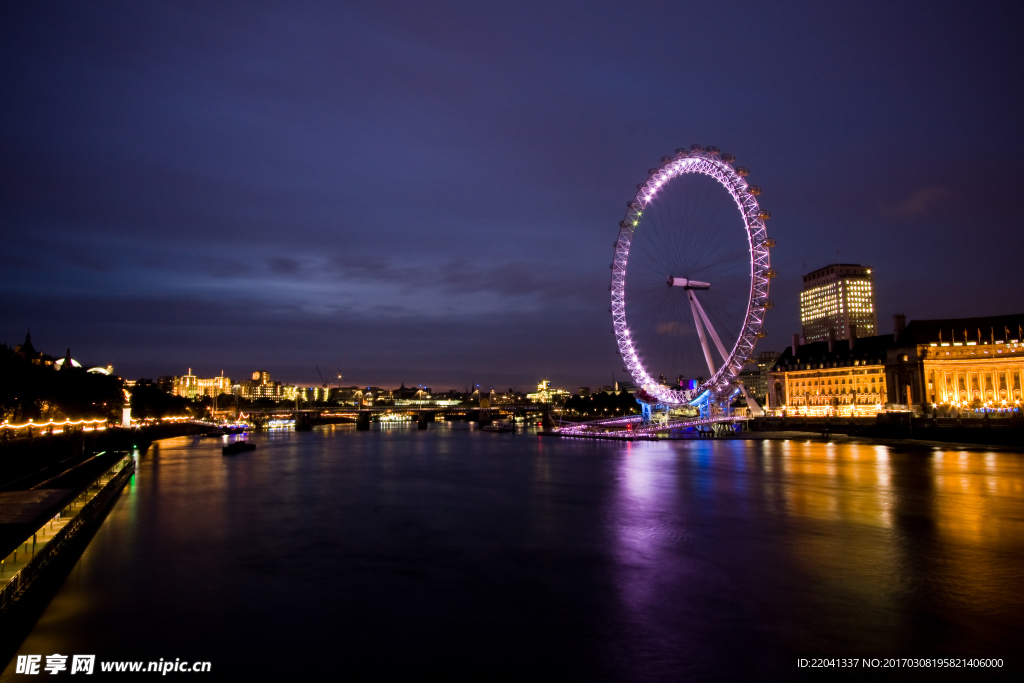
[607,442,708,679]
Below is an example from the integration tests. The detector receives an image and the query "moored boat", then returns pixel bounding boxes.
[223,441,256,455]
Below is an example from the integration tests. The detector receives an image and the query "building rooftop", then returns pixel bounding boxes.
[801,263,871,283]
[771,333,896,371]
[896,313,1024,346]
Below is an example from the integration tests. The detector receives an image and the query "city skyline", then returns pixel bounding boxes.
[3,1,1022,388]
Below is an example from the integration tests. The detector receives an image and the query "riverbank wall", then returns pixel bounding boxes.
[543,414,1024,449]
[750,414,1024,448]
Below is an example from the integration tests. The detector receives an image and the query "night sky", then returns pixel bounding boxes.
[3,1,1021,390]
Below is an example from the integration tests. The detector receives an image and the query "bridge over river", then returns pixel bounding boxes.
[239,404,556,430]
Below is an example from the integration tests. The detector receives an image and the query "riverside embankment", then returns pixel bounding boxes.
[0,423,203,665]
[750,413,1024,448]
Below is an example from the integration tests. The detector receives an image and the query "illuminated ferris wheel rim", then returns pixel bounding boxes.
[611,146,773,406]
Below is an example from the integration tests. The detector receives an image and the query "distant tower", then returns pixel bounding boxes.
[800,264,877,343]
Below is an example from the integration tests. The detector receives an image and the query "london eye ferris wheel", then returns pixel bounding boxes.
[611,145,775,411]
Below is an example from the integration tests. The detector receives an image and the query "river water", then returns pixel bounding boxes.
[3,426,1023,681]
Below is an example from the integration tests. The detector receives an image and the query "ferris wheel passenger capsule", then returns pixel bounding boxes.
[747,186,762,195]
[690,144,703,151]
[720,153,735,162]
[735,167,749,176]
[706,146,720,155]
[759,210,771,220]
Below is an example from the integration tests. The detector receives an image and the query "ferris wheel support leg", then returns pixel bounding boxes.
[688,291,718,378]
[738,384,765,418]
[694,392,712,420]
[690,291,731,363]
[640,401,654,425]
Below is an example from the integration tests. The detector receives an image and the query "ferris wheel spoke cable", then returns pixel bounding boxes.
[641,181,737,282]
[642,295,697,381]
[630,279,710,382]
[680,182,721,267]
[631,289,740,364]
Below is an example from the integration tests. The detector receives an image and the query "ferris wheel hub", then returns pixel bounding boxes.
[666,277,710,289]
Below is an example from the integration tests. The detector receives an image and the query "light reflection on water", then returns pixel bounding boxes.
[2,429,1022,681]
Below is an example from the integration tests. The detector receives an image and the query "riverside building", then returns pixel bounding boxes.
[800,264,877,343]
[239,371,283,400]
[172,370,232,399]
[768,330,891,416]
[768,313,1024,415]
[887,313,1024,410]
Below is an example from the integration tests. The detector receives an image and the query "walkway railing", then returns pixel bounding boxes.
[557,413,746,437]
[0,455,135,612]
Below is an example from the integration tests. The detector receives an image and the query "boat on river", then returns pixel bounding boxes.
[222,441,256,455]
[481,422,515,433]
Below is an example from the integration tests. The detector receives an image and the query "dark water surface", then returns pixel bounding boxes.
[3,426,1023,681]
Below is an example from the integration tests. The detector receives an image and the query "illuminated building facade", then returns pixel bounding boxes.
[800,264,877,343]
[492,389,527,405]
[241,371,282,400]
[199,375,232,397]
[738,369,760,399]
[527,380,552,403]
[768,334,892,416]
[296,386,332,402]
[173,370,197,398]
[887,314,1024,410]
[358,387,390,406]
[527,380,570,404]
[770,313,1024,415]
[172,371,232,399]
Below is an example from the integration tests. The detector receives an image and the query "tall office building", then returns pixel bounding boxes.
[800,264,877,343]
